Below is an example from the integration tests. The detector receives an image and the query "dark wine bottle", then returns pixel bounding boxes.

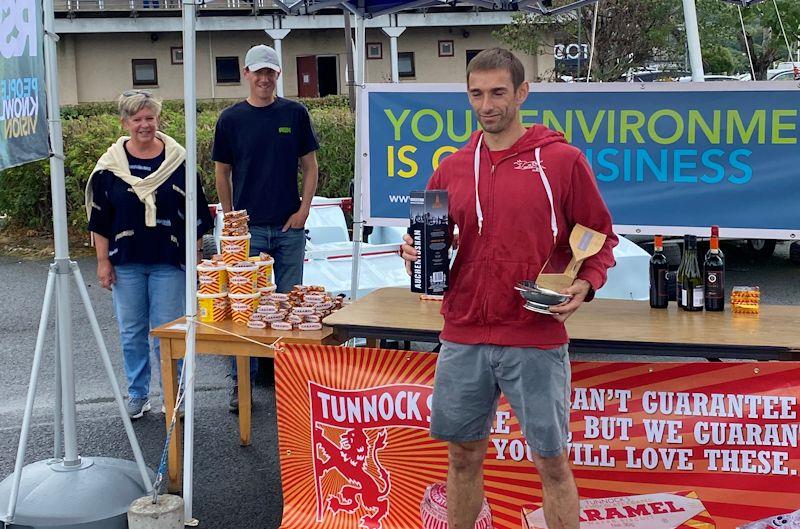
[704,225,725,311]
[682,235,703,312]
[676,235,690,308]
[649,235,669,308]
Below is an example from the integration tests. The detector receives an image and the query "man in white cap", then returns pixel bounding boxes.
[213,44,320,410]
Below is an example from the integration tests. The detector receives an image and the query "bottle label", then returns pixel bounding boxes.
[693,289,704,307]
[705,270,725,299]
[680,288,687,306]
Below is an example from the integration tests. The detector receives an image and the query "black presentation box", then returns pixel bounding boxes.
[409,190,450,295]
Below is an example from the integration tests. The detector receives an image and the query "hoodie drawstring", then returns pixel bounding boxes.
[473,133,558,242]
[473,134,485,235]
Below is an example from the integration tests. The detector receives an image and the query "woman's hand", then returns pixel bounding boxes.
[97,258,115,290]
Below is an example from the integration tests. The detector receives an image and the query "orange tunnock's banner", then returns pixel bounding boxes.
[275,345,800,529]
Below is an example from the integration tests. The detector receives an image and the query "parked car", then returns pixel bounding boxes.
[622,69,689,82]
[677,74,745,82]
[769,69,800,81]
[628,234,778,261]
[767,62,800,79]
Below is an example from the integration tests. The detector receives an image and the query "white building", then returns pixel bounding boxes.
[53,0,554,103]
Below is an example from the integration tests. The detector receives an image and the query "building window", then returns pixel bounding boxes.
[398,52,415,78]
[170,47,183,65]
[438,40,454,57]
[366,42,383,60]
[466,49,485,68]
[216,56,241,84]
[132,59,158,86]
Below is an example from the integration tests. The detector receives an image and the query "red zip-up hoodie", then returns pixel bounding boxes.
[428,124,618,348]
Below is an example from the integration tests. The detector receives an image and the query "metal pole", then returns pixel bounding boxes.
[381,26,405,83]
[71,264,153,492]
[53,297,63,462]
[273,38,285,97]
[5,267,56,522]
[344,11,355,111]
[55,266,79,466]
[577,6,582,78]
[182,0,199,521]
[265,29,291,97]
[681,0,705,82]
[43,0,67,263]
[349,14,366,301]
[389,36,399,82]
[43,0,81,465]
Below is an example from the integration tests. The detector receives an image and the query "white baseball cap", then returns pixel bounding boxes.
[245,45,281,73]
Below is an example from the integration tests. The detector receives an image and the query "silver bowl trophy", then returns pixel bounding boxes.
[516,224,607,316]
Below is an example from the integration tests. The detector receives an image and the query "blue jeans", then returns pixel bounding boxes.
[230,224,306,379]
[113,263,185,399]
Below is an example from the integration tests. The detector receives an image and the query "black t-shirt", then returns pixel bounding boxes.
[88,143,214,267]
[212,98,319,227]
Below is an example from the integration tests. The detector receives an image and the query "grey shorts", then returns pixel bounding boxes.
[430,339,571,458]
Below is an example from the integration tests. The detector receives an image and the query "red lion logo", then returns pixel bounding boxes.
[315,425,391,529]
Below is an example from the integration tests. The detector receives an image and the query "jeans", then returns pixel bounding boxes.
[113,263,185,399]
[230,224,306,380]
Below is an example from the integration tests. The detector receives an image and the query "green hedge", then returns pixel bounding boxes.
[0,96,355,230]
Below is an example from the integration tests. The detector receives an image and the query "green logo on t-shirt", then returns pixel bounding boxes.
[279,126,291,134]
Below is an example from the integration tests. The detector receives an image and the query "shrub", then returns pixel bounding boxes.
[0,160,50,230]
[310,106,355,198]
[1,96,355,230]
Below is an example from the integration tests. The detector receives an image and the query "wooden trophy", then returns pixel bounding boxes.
[535,224,607,293]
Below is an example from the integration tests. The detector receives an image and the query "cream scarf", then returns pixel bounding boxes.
[85,131,186,227]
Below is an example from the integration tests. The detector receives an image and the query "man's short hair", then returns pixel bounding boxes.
[466,48,525,89]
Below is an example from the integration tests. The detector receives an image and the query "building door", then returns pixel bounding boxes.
[297,56,319,98]
[316,55,339,97]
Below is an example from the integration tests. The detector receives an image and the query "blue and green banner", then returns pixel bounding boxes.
[0,0,49,171]
[359,83,799,238]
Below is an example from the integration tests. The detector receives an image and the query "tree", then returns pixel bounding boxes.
[495,0,799,80]
[696,0,749,73]
[702,44,740,73]
[495,0,685,81]
[737,0,800,79]
[694,0,799,78]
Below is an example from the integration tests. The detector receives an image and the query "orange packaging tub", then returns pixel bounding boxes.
[248,254,275,289]
[226,262,258,295]
[197,261,228,294]
[229,292,260,325]
[197,292,228,323]
[220,234,251,266]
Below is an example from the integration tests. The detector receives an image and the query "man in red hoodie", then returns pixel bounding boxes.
[401,48,617,529]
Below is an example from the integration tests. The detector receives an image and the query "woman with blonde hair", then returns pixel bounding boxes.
[85,90,213,418]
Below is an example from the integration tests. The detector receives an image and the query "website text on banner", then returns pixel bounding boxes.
[0,0,49,170]
[363,85,799,238]
[275,345,800,529]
